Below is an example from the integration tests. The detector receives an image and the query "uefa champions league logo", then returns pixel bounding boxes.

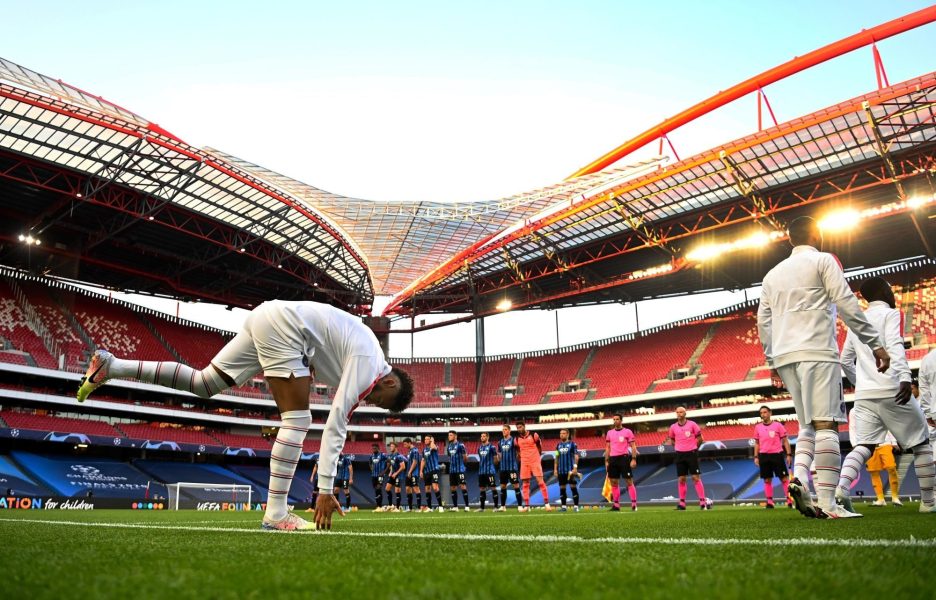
[113,438,122,446]
[198,445,206,452]
[11,429,19,437]
[71,465,101,477]
[747,438,756,447]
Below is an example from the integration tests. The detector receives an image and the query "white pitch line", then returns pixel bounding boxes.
[1,518,934,548]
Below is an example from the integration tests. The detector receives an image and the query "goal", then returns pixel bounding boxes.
[167,482,254,510]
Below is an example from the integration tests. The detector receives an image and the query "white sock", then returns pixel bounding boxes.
[264,410,311,521]
[109,357,227,398]
[911,443,935,507]
[793,426,815,487]
[813,428,841,511]
[837,446,872,496]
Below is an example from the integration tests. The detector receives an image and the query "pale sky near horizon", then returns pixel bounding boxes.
[6,1,935,356]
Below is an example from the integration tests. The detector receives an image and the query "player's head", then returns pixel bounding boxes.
[515,421,526,434]
[366,367,414,414]
[787,216,822,249]
[448,430,457,442]
[675,405,687,421]
[388,442,397,452]
[403,438,412,449]
[372,443,380,453]
[423,434,433,445]
[502,424,511,437]
[911,378,919,398]
[480,432,489,443]
[559,428,569,441]
[759,405,772,423]
[859,276,896,309]
[612,414,623,429]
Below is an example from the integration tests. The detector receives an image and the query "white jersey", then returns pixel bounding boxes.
[262,300,391,492]
[840,301,910,400]
[920,348,936,421]
[757,245,881,369]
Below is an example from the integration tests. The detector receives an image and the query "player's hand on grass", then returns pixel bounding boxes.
[894,381,911,406]
[314,492,345,530]
[872,347,890,374]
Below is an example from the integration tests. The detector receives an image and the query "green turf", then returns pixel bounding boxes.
[1,504,934,599]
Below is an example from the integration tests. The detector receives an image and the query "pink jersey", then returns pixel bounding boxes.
[606,427,635,456]
[753,421,787,454]
[669,420,702,452]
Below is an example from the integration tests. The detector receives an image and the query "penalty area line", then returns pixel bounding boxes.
[0,518,935,548]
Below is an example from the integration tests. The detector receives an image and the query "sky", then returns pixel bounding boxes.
[4,0,935,357]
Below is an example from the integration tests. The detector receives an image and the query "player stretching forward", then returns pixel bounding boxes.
[369,443,387,511]
[447,430,470,511]
[664,406,709,510]
[386,442,406,512]
[333,454,353,511]
[403,438,423,512]
[76,299,413,531]
[555,429,581,512]
[753,406,793,509]
[420,435,444,512]
[835,277,935,514]
[605,415,638,511]
[477,432,500,512]
[516,422,552,512]
[497,424,523,511]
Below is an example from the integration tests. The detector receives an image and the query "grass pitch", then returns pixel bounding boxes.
[2,504,934,599]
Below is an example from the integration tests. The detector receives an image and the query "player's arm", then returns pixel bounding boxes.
[419,457,426,478]
[348,462,353,486]
[318,357,383,494]
[883,309,912,404]
[840,331,857,387]
[756,282,775,374]
[311,463,318,481]
[753,435,760,463]
[604,440,611,470]
[629,441,637,467]
[572,445,579,473]
[782,436,792,466]
[821,255,888,371]
[920,356,936,425]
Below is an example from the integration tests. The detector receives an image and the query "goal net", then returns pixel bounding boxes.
[167,482,254,510]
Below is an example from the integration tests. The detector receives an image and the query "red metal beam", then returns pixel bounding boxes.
[384,72,936,315]
[566,6,936,178]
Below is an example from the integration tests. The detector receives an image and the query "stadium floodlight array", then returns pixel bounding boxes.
[167,482,253,510]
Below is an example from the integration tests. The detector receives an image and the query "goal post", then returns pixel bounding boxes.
[167,482,254,510]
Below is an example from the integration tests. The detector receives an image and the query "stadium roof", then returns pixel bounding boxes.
[0,8,933,316]
[384,72,936,316]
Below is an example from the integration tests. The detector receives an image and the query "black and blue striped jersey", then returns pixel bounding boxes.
[370,452,387,477]
[335,455,352,480]
[478,442,498,476]
[555,441,578,474]
[498,436,519,472]
[447,441,467,474]
[422,444,440,474]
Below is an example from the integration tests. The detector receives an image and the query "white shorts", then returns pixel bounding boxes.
[777,361,845,425]
[849,397,928,448]
[210,302,312,384]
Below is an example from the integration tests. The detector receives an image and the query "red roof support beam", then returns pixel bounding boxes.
[567,6,936,179]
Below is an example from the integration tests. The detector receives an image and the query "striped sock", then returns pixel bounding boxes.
[109,357,227,399]
[793,426,815,486]
[912,443,935,507]
[837,446,872,497]
[264,410,310,522]
[813,428,841,511]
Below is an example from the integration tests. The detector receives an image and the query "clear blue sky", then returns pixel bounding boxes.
[5,1,935,355]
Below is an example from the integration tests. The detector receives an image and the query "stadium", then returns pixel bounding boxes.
[1,4,935,599]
